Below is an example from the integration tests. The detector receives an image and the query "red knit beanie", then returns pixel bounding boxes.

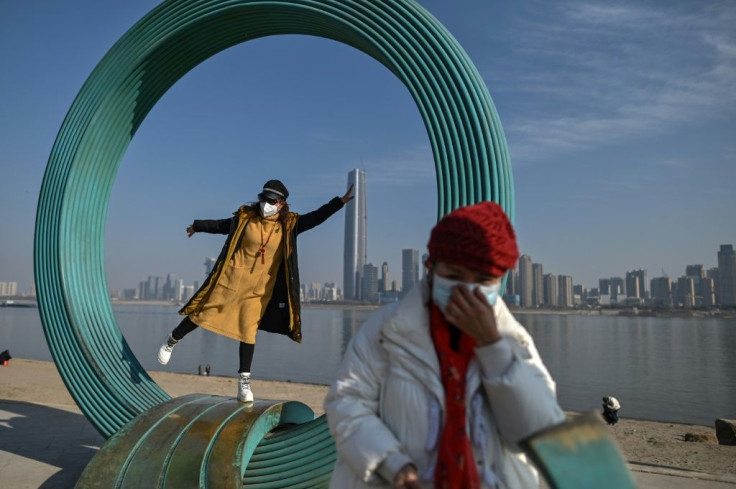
[427,202,519,276]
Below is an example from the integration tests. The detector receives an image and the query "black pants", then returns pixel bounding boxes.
[172,317,255,373]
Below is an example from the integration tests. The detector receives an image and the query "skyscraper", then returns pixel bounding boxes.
[625,271,640,298]
[558,275,573,308]
[343,169,367,301]
[675,276,695,307]
[381,261,389,292]
[362,263,379,303]
[532,263,544,307]
[506,266,519,297]
[402,249,420,295]
[707,267,720,305]
[718,244,736,307]
[204,257,216,275]
[543,273,557,307]
[702,278,716,307]
[635,269,649,299]
[609,277,625,303]
[651,276,672,307]
[685,265,704,304]
[518,255,533,308]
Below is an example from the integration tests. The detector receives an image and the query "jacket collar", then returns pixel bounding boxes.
[381,277,513,404]
[380,278,444,399]
[381,278,436,363]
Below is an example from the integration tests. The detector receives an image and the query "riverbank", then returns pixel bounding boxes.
[1,358,734,480]
[107,299,383,310]
[103,299,736,318]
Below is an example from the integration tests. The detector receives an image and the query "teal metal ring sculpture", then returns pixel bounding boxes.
[34,0,513,478]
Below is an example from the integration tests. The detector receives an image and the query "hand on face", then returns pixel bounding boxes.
[260,197,284,217]
[431,262,503,346]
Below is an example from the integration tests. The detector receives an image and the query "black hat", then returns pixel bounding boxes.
[259,179,289,201]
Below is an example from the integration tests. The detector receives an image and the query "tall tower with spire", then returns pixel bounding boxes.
[343,169,367,300]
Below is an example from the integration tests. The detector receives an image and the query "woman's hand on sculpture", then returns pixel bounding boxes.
[444,284,502,346]
[341,184,355,204]
[186,225,195,237]
[394,464,422,489]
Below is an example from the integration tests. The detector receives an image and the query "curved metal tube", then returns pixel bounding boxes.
[34,0,513,477]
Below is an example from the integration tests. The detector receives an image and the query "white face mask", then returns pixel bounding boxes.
[260,201,279,217]
[431,274,502,313]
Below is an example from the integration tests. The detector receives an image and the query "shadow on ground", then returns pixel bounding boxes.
[0,400,104,489]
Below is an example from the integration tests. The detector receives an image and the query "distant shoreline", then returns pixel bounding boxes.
[8,299,734,318]
[105,300,384,310]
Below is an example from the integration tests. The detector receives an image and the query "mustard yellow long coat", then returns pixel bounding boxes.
[179,197,344,344]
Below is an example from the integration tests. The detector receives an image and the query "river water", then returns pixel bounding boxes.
[1,304,734,426]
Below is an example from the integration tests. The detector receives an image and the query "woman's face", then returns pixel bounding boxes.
[429,262,501,286]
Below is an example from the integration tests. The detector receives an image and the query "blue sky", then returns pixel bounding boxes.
[1,0,734,295]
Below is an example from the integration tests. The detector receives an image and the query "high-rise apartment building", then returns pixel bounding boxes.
[532,263,544,307]
[0,282,18,297]
[204,257,216,275]
[625,270,648,299]
[717,245,736,307]
[381,262,389,293]
[518,255,533,308]
[402,249,420,295]
[543,274,558,307]
[636,269,649,299]
[686,265,706,304]
[362,263,379,303]
[505,266,519,297]
[625,271,640,298]
[573,284,585,304]
[324,283,338,301]
[675,276,696,307]
[343,169,367,301]
[609,277,625,303]
[182,285,195,302]
[558,275,573,308]
[144,276,162,300]
[650,276,672,307]
[173,278,184,302]
[707,267,720,305]
[686,265,706,279]
[702,278,716,307]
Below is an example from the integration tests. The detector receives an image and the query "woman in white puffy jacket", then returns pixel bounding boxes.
[324,202,565,489]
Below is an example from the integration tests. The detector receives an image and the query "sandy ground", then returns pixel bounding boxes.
[1,358,734,480]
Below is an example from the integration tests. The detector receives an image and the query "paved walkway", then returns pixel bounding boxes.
[1,399,735,488]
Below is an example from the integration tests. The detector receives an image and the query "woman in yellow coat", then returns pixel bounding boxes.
[157,179,354,402]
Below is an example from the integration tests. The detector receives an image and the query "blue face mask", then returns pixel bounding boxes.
[431,274,502,313]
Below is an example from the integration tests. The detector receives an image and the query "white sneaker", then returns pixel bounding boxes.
[237,372,254,403]
[157,336,178,365]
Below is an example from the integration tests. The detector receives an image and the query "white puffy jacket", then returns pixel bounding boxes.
[324,279,565,489]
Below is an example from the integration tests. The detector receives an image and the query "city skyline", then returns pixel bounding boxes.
[2,236,735,295]
[4,241,734,310]
[1,1,734,295]
[99,242,736,304]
